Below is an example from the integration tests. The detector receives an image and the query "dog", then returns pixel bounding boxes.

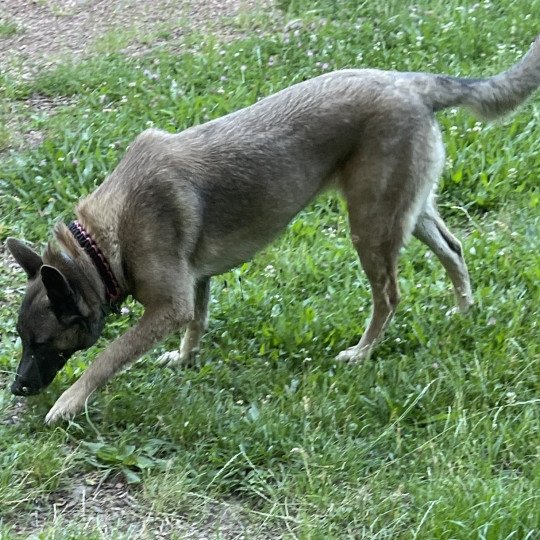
[6,37,539,424]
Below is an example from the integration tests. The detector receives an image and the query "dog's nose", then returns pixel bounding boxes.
[11,381,32,396]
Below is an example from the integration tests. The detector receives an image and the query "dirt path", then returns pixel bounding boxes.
[1,0,275,77]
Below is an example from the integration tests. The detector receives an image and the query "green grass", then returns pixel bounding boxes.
[1,0,539,538]
[0,111,10,151]
[0,18,19,38]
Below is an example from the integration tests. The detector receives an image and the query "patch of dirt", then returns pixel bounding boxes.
[0,240,23,308]
[1,0,279,79]
[5,472,280,539]
[2,94,77,152]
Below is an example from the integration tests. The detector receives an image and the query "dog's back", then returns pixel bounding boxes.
[75,37,540,280]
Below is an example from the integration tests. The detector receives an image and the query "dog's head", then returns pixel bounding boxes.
[6,238,104,396]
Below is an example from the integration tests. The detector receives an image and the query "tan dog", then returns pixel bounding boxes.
[7,37,540,424]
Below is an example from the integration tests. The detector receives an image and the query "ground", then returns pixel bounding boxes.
[0,0,277,149]
[1,1,539,538]
[1,0,271,75]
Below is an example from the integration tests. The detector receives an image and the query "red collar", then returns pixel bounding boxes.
[68,221,122,305]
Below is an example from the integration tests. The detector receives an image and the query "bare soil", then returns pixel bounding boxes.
[7,471,276,539]
[1,0,275,78]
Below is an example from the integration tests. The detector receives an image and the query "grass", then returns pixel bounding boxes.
[0,18,19,38]
[1,0,539,537]
[0,106,11,151]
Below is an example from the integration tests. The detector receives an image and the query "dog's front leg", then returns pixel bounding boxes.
[45,304,188,424]
[159,277,210,367]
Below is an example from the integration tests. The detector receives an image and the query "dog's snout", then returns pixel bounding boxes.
[11,381,38,396]
[11,381,26,396]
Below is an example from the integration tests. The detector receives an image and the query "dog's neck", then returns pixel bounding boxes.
[68,221,122,305]
[45,222,123,315]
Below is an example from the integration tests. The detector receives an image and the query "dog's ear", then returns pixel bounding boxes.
[40,265,81,319]
[6,238,43,279]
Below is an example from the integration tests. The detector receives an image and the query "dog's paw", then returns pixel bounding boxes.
[445,306,461,317]
[446,298,474,318]
[45,388,87,425]
[157,350,197,367]
[157,350,181,366]
[454,290,474,315]
[457,298,474,315]
[336,345,370,364]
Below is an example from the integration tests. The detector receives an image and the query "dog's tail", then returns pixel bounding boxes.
[422,36,540,119]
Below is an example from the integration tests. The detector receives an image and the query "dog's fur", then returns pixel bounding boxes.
[7,38,540,423]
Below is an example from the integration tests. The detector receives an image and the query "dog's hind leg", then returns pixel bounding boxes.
[336,223,403,363]
[158,277,210,366]
[336,168,412,362]
[413,199,473,313]
[336,119,439,362]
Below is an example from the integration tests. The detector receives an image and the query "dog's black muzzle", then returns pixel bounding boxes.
[11,379,42,396]
[11,348,68,397]
[11,350,46,396]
